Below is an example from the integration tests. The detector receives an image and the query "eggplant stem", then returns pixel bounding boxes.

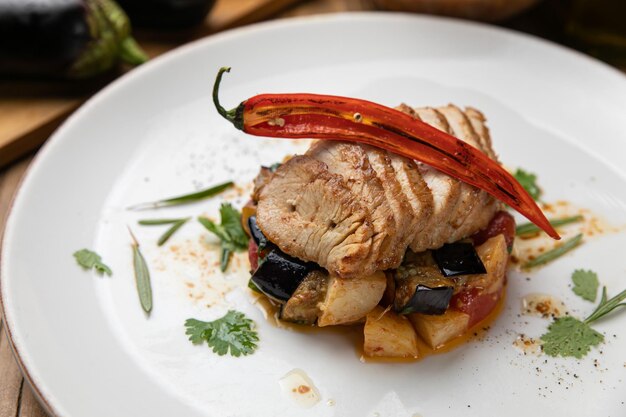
[213,67,244,130]
[119,37,148,65]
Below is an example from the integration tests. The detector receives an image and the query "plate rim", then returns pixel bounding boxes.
[2,11,626,416]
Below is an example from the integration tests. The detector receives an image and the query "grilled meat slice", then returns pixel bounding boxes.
[362,146,420,269]
[255,104,500,279]
[306,141,397,272]
[409,106,460,250]
[256,155,374,278]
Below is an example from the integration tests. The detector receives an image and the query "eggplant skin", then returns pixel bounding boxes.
[394,266,455,315]
[247,215,268,249]
[433,242,486,277]
[250,249,317,302]
[117,0,215,29]
[398,285,454,315]
[0,0,91,75]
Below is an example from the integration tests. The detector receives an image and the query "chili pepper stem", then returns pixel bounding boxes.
[213,67,245,130]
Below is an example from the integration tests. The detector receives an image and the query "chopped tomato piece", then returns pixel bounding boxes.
[471,210,515,252]
[451,281,505,328]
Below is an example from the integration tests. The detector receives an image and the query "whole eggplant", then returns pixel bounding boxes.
[0,0,147,78]
[117,0,215,30]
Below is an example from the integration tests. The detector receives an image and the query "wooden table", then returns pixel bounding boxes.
[0,0,623,415]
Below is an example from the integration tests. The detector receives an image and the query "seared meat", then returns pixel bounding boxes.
[306,142,398,271]
[256,104,501,279]
[256,155,374,278]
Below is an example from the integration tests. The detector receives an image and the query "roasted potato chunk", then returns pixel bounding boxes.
[364,306,419,358]
[409,309,470,349]
[318,271,386,327]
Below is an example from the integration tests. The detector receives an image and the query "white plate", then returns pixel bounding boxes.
[2,13,626,417]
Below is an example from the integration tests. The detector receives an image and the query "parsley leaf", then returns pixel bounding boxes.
[73,249,112,276]
[198,203,249,271]
[513,168,542,201]
[572,269,599,302]
[185,310,259,357]
[540,316,604,359]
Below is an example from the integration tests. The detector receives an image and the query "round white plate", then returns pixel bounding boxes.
[2,13,626,417]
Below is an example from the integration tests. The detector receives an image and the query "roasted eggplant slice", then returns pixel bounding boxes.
[280,270,329,324]
[394,266,455,315]
[250,249,316,302]
[433,242,486,277]
[247,215,269,249]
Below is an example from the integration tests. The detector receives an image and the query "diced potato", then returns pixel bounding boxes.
[317,271,386,327]
[459,234,508,294]
[409,309,470,349]
[364,306,420,358]
[476,234,508,294]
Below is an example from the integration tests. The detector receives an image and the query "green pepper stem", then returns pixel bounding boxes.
[213,67,244,130]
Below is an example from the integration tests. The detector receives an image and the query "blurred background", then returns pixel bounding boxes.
[0,0,625,415]
[1,0,625,170]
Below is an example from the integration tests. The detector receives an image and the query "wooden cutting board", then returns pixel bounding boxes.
[0,0,304,168]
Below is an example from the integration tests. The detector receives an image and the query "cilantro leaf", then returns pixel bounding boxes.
[572,269,599,302]
[185,310,259,357]
[540,316,604,359]
[513,168,542,201]
[219,203,249,248]
[73,249,112,276]
[198,203,249,271]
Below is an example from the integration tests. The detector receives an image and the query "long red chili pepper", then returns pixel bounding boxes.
[213,67,559,240]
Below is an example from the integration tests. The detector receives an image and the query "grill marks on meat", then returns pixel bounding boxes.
[306,142,397,271]
[256,156,374,277]
[256,105,500,278]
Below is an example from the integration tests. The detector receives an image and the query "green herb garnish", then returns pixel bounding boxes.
[138,218,188,225]
[157,218,189,246]
[248,278,262,293]
[185,310,259,357]
[541,282,626,358]
[522,233,583,269]
[129,229,153,314]
[138,217,191,246]
[73,249,112,276]
[268,162,281,172]
[513,168,542,201]
[541,316,604,359]
[198,203,249,271]
[585,286,626,324]
[516,215,584,237]
[571,269,599,302]
[127,181,234,210]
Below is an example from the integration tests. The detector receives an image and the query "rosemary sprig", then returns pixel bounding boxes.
[127,181,234,210]
[584,286,626,324]
[522,233,583,269]
[157,218,189,246]
[138,218,187,225]
[129,228,153,314]
[516,215,584,237]
[138,217,191,246]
